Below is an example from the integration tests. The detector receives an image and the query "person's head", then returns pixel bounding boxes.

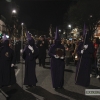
[55,40,61,45]
[82,32,91,44]
[93,38,96,43]
[53,39,55,44]
[28,38,35,46]
[16,38,20,42]
[67,40,70,44]
[70,40,73,44]
[3,40,9,47]
[40,36,44,41]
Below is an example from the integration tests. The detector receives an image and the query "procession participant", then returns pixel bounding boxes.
[48,28,65,89]
[75,32,94,87]
[96,43,100,79]
[0,34,16,87]
[22,32,39,87]
[15,37,21,63]
[37,35,48,67]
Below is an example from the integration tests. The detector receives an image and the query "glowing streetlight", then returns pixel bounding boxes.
[90,15,92,18]
[12,9,17,14]
[21,23,24,26]
[59,29,61,32]
[68,24,71,28]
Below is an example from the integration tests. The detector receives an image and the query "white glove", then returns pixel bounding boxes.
[20,49,23,53]
[28,45,34,53]
[75,55,78,58]
[81,50,84,54]
[60,56,64,59]
[84,45,88,49]
[54,55,59,59]
[11,64,14,67]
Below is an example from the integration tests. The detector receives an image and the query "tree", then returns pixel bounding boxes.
[64,0,100,37]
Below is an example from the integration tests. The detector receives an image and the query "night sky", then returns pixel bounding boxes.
[0,0,76,32]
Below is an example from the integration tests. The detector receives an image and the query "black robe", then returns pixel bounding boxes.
[15,40,21,62]
[0,41,16,86]
[48,41,65,88]
[75,40,94,87]
[23,38,39,86]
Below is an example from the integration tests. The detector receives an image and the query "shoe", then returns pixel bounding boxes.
[42,65,45,68]
[90,74,92,78]
[43,66,45,68]
[26,85,33,88]
[8,85,11,87]
[96,75,100,79]
[59,87,64,89]
[55,87,58,90]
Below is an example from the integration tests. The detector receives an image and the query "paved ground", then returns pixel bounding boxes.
[0,56,100,100]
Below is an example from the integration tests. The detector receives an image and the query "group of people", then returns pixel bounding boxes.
[0,28,99,89]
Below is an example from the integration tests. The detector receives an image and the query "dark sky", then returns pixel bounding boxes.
[0,0,76,32]
[17,0,71,31]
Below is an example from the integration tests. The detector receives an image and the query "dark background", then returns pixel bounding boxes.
[0,0,77,32]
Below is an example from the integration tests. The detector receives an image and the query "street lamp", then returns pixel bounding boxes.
[59,29,61,32]
[21,22,24,89]
[12,10,17,14]
[21,23,24,49]
[68,24,71,28]
[68,24,72,38]
[12,9,17,45]
[90,15,92,18]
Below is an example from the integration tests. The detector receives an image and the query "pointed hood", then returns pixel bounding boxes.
[26,32,35,46]
[82,24,91,44]
[55,27,60,40]
[83,23,87,37]
[26,32,32,40]
[3,34,8,41]
[3,34,9,47]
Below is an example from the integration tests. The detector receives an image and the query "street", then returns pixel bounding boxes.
[0,56,100,100]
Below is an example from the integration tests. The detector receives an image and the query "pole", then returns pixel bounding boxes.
[75,25,87,83]
[21,24,23,89]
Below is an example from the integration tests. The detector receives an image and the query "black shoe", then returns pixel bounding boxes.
[54,87,58,90]
[28,85,33,87]
[59,87,64,89]
[42,65,45,68]
[26,85,32,88]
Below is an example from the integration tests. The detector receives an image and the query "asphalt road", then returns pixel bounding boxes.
[0,56,100,100]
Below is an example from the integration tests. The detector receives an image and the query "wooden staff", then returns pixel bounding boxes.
[21,23,24,89]
[75,25,87,83]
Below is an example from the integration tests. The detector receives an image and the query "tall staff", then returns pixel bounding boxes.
[21,23,24,89]
[75,24,87,82]
[49,24,52,37]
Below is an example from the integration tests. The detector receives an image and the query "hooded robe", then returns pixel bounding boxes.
[22,38,39,86]
[75,33,94,87]
[0,40,16,86]
[48,28,65,88]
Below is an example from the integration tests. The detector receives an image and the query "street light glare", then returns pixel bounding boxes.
[21,23,24,25]
[12,10,16,13]
[59,29,61,32]
[90,15,92,17]
[68,25,71,28]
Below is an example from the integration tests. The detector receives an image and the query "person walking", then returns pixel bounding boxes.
[0,34,16,87]
[75,32,94,87]
[48,28,65,89]
[22,33,39,87]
